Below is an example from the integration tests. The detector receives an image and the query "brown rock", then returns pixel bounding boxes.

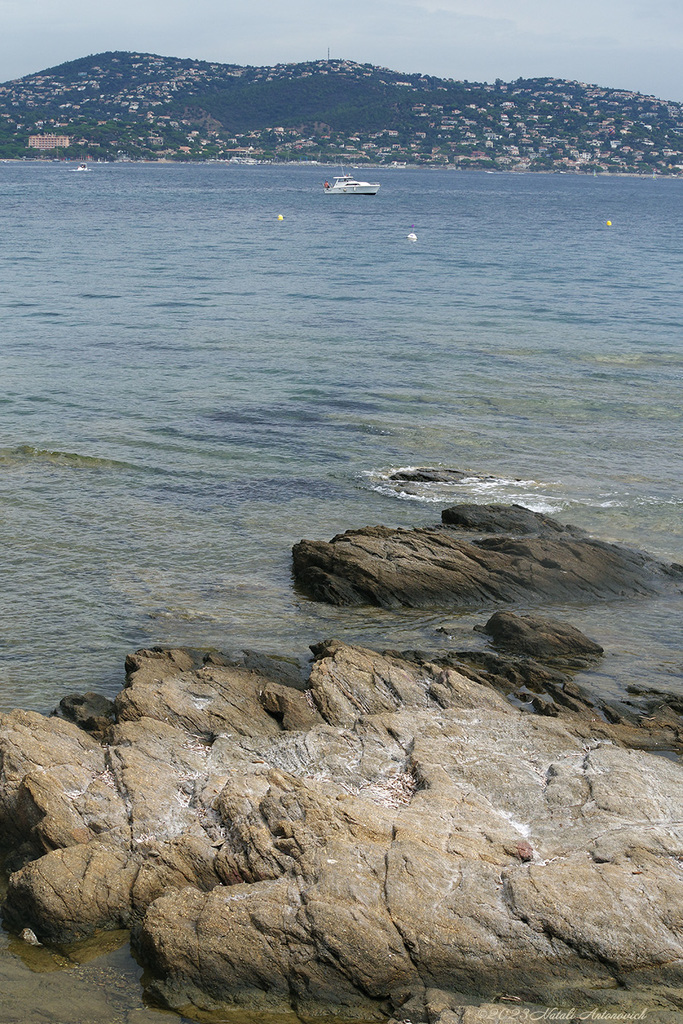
[55,692,116,736]
[440,502,568,535]
[292,511,681,610]
[5,842,138,942]
[481,610,604,661]
[1,641,682,1017]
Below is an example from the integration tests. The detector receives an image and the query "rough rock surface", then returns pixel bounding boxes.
[292,506,683,609]
[389,469,472,484]
[440,503,569,535]
[55,691,116,737]
[396,646,683,755]
[481,610,604,662]
[1,641,682,1019]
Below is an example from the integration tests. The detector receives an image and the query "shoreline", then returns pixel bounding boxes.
[0,153,681,1021]
[1,506,681,1020]
[3,157,682,177]
[2,635,681,1021]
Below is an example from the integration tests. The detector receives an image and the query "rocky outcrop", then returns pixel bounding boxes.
[389,469,473,483]
[398,645,683,755]
[55,691,116,737]
[1,641,682,1019]
[480,610,604,662]
[440,502,569,535]
[292,505,682,609]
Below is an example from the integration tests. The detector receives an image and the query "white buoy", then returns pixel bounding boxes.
[407,232,417,241]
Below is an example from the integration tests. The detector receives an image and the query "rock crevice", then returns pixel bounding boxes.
[1,506,682,1018]
[2,637,679,1016]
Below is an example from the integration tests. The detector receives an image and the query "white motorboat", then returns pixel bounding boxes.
[323,174,380,195]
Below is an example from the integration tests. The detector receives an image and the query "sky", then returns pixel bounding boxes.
[1,0,682,102]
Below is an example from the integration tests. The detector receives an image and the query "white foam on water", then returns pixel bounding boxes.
[364,467,564,515]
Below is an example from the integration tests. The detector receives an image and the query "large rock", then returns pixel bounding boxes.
[292,506,682,609]
[403,641,683,754]
[1,641,682,1018]
[54,692,116,737]
[440,502,569,535]
[481,610,604,661]
[0,710,124,862]
[7,842,138,942]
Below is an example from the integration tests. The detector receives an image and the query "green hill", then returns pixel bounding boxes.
[1,51,682,172]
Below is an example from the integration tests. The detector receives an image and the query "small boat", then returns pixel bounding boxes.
[323,174,380,195]
[76,163,89,172]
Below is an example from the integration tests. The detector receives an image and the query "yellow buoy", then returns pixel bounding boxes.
[277,214,284,220]
[606,220,612,226]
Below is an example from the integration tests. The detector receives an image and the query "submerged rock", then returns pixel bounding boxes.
[389,468,472,483]
[1,641,682,1017]
[292,506,682,610]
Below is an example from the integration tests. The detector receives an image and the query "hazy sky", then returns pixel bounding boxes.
[2,0,682,102]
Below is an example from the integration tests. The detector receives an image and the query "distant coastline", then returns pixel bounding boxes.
[2,51,682,174]
[3,157,681,178]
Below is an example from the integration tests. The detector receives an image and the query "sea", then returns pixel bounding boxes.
[0,161,681,1022]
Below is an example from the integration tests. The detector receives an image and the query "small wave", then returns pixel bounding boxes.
[364,466,564,515]
[633,495,683,508]
[149,608,223,623]
[0,445,130,471]
[573,493,680,513]
[589,352,683,369]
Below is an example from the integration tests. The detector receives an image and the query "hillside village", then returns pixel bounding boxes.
[1,52,682,173]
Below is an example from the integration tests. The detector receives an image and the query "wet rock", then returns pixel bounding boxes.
[240,649,308,689]
[203,648,309,689]
[441,502,569,535]
[19,927,41,945]
[389,468,471,483]
[414,646,683,756]
[481,610,604,662]
[292,510,682,610]
[55,692,116,737]
[5,842,138,943]
[1,642,682,1015]
[627,684,683,716]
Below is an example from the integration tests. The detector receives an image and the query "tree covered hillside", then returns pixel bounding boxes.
[1,51,682,172]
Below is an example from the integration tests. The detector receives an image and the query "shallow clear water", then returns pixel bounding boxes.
[0,162,680,711]
[0,161,682,1020]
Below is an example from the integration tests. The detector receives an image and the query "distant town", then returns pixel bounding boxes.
[2,51,683,174]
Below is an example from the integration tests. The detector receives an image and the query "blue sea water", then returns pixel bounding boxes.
[0,160,682,1021]
[0,162,681,714]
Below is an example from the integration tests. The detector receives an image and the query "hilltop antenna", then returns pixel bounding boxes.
[327,48,330,61]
